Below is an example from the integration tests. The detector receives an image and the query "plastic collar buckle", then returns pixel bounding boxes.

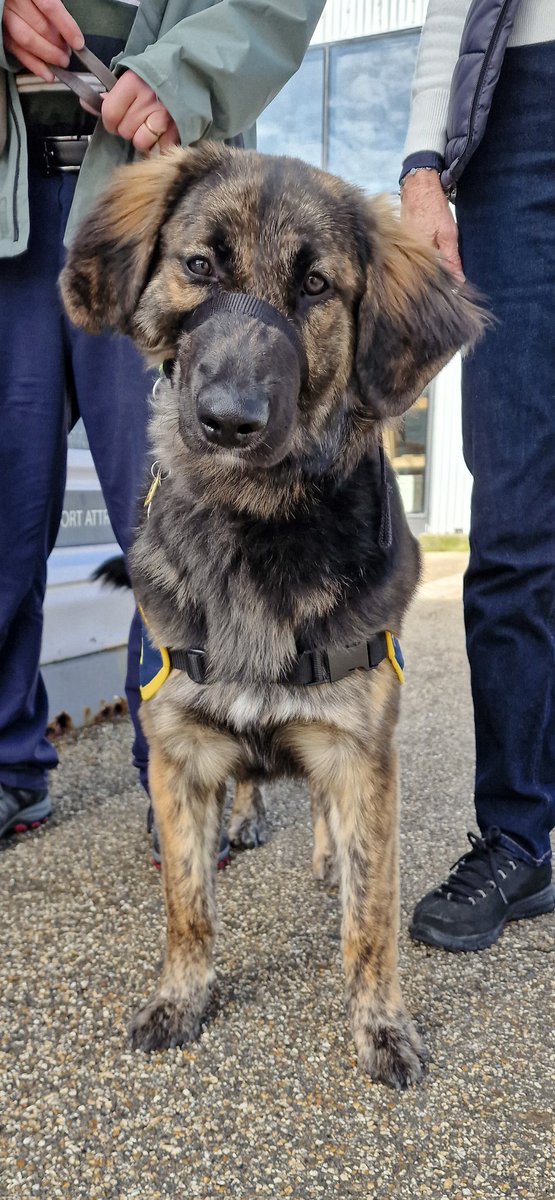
[325,642,370,683]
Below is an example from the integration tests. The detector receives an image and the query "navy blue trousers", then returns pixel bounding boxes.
[0,164,151,792]
[457,43,555,865]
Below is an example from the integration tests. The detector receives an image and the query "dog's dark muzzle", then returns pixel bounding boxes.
[172,292,308,458]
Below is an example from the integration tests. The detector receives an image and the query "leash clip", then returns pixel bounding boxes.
[144,460,171,518]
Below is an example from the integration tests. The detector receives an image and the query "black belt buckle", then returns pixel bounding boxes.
[42,138,58,177]
[325,642,370,683]
[42,135,89,176]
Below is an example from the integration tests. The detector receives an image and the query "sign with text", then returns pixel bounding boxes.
[56,491,115,547]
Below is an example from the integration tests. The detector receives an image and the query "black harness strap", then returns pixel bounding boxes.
[169,633,393,687]
[378,442,393,551]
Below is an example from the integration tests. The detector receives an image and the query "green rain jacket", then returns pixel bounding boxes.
[0,0,324,256]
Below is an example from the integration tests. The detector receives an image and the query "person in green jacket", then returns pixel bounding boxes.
[0,0,324,856]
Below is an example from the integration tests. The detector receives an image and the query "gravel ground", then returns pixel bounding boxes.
[1,554,553,1199]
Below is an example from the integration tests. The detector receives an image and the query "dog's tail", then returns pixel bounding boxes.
[91,554,131,590]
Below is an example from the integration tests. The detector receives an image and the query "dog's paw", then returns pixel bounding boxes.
[355,1012,428,1089]
[129,993,204,1052]
[228,808,269,850]
[312,849,339,888]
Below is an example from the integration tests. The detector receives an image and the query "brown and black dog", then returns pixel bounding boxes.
[61,145,484,1087]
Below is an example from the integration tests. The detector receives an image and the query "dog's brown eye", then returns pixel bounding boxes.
[303,272,329,297]
[185,256,213,278]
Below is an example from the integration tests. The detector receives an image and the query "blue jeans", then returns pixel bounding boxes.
[0,163,151,793]
[457,42,555,865]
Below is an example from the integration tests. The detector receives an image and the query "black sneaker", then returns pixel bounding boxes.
[147,805,230,872]
[0,783,52,839]
[410,827,555,952]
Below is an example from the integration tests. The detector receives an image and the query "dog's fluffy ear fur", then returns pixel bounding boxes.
[356,198,487,418]
[60,143,228,336]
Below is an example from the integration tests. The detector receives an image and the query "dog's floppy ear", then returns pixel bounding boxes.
[60,143,229,336]
[355,198,487,418]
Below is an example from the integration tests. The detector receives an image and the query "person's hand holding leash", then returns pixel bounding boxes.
[99,72,179,153]
[3,0,179,153]
[401,169,465,283]
[2,0,84,81]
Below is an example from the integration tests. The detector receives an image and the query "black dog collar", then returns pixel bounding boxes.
[163,290,309,386]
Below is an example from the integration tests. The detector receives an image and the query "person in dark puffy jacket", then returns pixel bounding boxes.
[400,0,555,952]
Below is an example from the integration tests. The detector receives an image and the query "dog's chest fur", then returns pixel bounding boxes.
[131,452,419,691]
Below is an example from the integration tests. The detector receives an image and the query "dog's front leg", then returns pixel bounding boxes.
[328,746,427,1088]
[130,737,226,1052]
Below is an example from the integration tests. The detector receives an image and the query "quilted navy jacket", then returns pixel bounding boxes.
[402,0,523,191]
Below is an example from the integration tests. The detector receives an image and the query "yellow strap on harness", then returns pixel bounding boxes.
[138,605,172,701]
[139,640,172,701]
[385,631,405,685]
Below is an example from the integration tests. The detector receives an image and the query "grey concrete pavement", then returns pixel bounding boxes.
[1,553,553,1199]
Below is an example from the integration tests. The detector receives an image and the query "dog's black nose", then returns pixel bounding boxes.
[197,388,269,447]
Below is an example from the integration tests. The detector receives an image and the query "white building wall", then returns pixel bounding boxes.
[427,358,472,534]
[44,450,133,669]
[312,0,428,43]
[42,448,135,725]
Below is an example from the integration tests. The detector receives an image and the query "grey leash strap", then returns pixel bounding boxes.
[48,44,117,116]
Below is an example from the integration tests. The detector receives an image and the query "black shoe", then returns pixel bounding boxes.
[410,827,555,952]
[147,805,230,872]
[0,783,52,839]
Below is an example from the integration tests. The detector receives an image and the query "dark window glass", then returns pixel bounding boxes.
[327,32,419,193]
[257,48,324,167]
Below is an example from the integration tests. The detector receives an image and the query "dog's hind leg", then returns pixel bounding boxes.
[228,779,269,850]
[310,782,338,887]
[130,728,239,1052]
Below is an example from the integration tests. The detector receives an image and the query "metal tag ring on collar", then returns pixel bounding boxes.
[179,291,309,387]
